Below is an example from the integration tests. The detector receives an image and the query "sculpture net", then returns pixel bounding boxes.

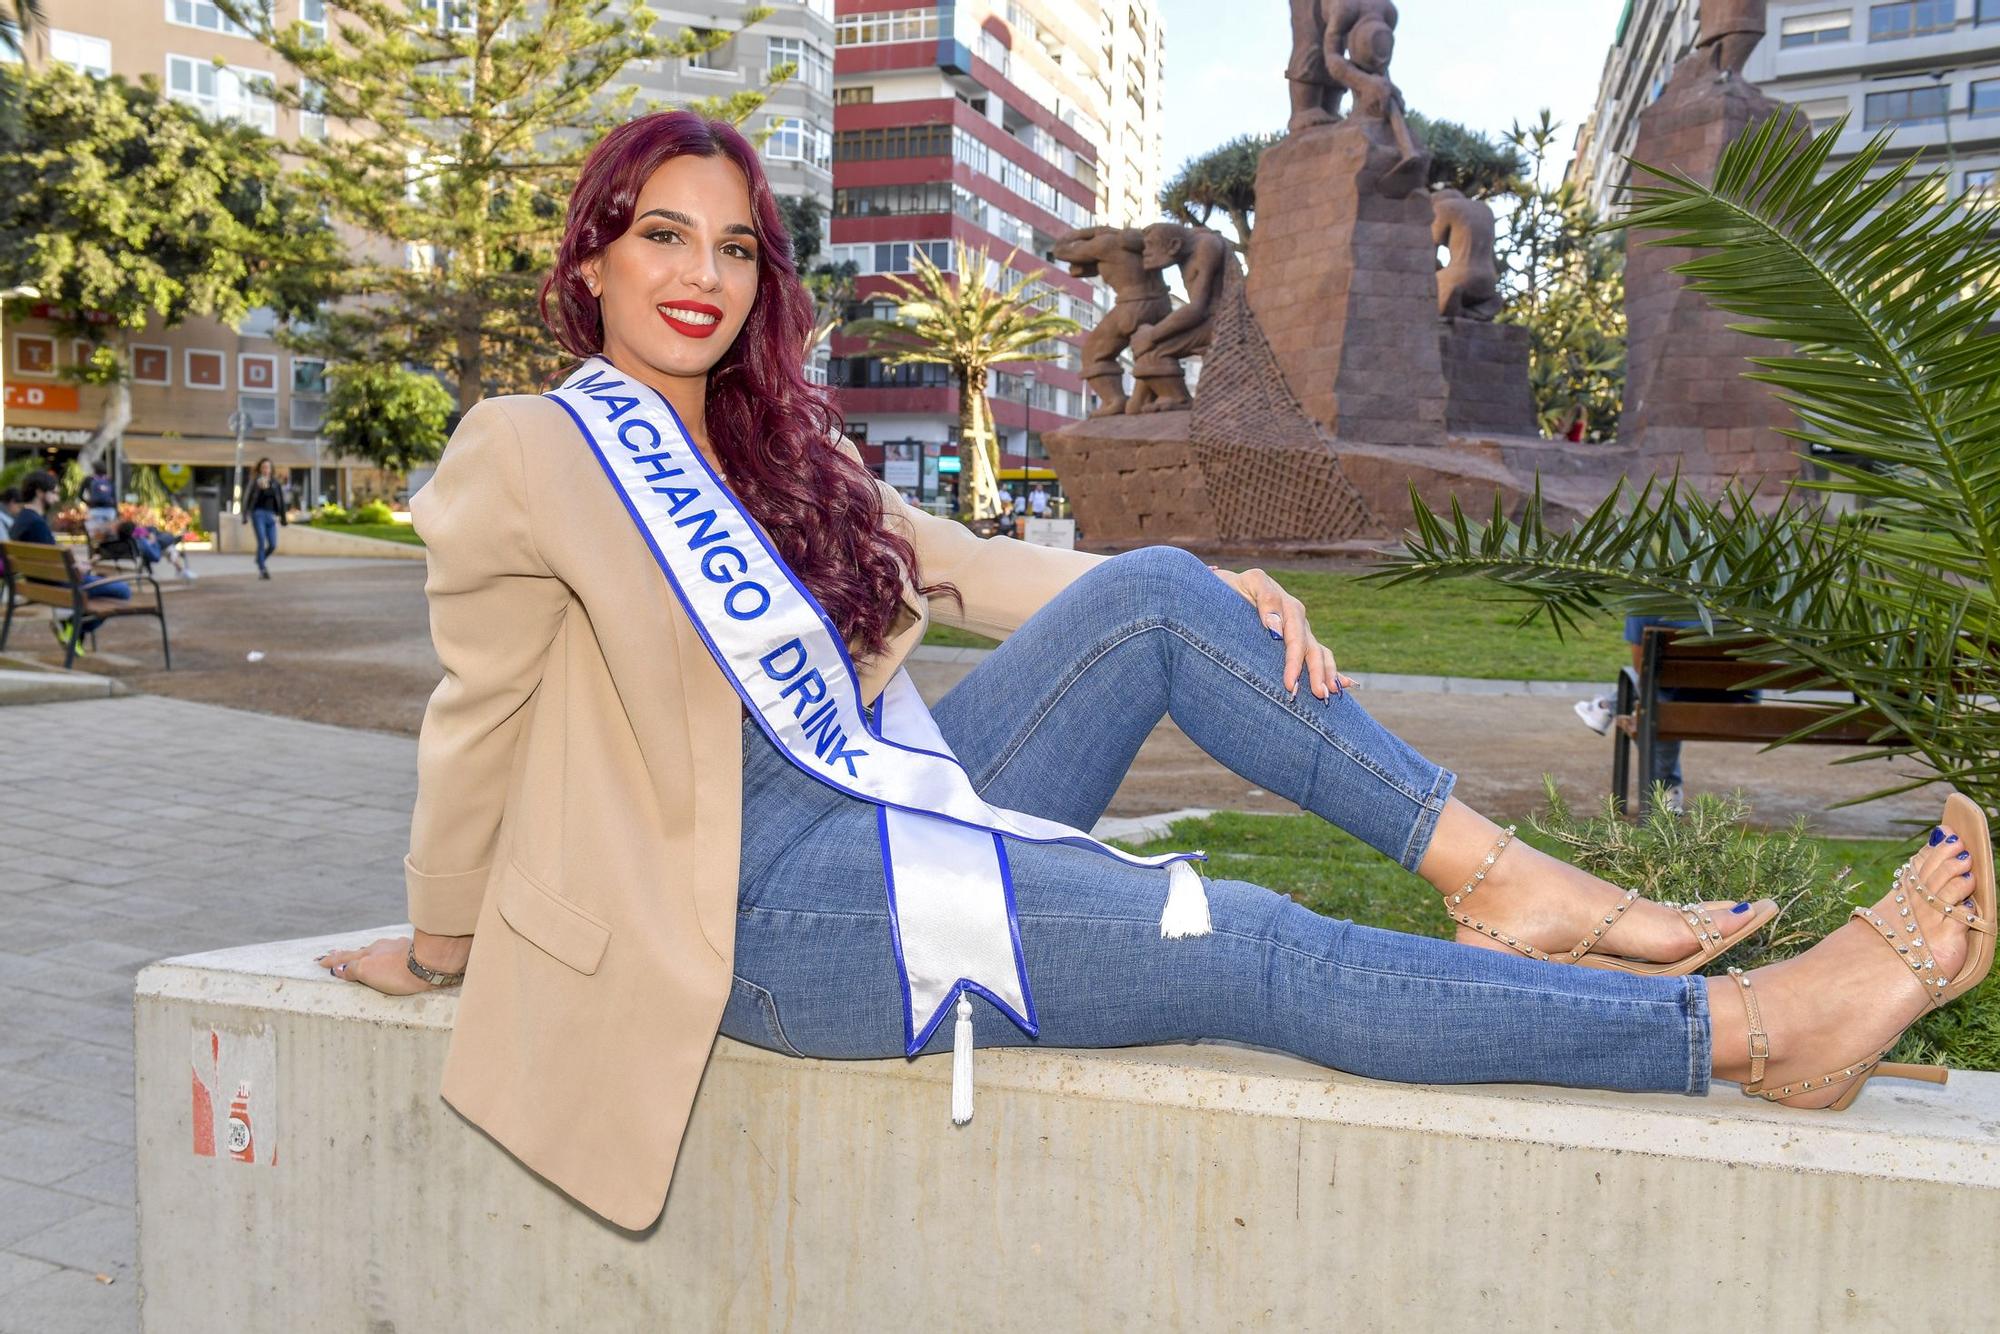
[1189,263,1383,542]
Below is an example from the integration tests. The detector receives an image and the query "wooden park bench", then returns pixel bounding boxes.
[0,540,172,670]
[1612,626,1900,817]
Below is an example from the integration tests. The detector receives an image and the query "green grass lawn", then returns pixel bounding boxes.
[1111,810,2000,1073]
[923,570,1628,681]
[310,520,424,546]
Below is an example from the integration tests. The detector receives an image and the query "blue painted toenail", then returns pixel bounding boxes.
[1930,827,1946,845]
[1731,902,1751,914]
[1948,835,1960,844]
[1959,851,1971,860]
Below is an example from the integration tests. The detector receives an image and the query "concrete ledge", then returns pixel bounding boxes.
[0,664,127,704]
[136,931,2000,1330]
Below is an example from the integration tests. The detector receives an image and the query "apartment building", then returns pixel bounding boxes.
[1,0,839,504]
[1,0,358,504]
[829,1,1121,512]
[1569,1,2000,218]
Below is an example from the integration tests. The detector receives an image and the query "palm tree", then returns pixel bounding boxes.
[842,241,1080,520]
[1375,110,2000,813]
[0,1,42,61]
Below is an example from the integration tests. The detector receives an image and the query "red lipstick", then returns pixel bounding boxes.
[658,300,724,339]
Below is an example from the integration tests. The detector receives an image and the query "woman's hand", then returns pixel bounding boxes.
[316,931,471,996]
[1208,565,1355,700]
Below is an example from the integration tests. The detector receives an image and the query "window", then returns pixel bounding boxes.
[1984,0,2000,24]
[834,8,940,47]
[1974,79,2000,118]
[300,0,326,35]
[240,394,278,429]
[836,85,875,105]
[185,349,226,390]
[432,0,475,33]
[833,124,953,162]
[1869,2,1956,42]
[300,77,325,140]
[291,395,326,432]
[131,345,171,385]
[833,182,954,217]
[1966,168,1996,198]
[239,353,278,393]
[291,357,328,396]
[49,29,112,77]
[765,116,831,170]
[166,55,276,132]
[1781,10,1852,47]
[767,37,831,95]
[1792,95,1851,129]
[1865,85,1949,128]
[687,29,739,73]
[167,1,256,38]
[13,334,55,378]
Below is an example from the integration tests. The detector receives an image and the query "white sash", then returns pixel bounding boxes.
[546,358,1208,1082]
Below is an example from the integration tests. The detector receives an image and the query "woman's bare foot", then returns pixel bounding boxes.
[1710,826,1978,1108]
[1416,800,1774,966]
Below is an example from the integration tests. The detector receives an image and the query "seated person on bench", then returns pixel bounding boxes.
[115,517,195,580]
[8,470,132,653]
[1573,616,1757,814]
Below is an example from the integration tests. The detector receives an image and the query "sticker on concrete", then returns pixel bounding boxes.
[190,1024,279,1166]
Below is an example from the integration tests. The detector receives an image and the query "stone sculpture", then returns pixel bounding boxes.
[1285,0,1427,197]
[1125,223,1233,413]
[1697,0,1766,80]
[1429,187,1503,320]
[1052,225,1171,418]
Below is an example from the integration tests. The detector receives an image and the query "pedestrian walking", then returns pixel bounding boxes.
[241,458,288,580]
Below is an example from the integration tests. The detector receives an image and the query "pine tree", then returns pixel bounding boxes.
[218,0,780,410]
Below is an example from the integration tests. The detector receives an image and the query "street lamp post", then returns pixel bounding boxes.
[227,401,250,537]
[0,284,45,466]
[1020,368,1037,513]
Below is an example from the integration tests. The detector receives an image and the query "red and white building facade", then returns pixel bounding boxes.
[828,1,1113,511]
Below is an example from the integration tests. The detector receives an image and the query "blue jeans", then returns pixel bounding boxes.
[724,547,1712,1095]
[252,511,280,570]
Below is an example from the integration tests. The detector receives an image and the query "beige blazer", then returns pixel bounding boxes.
[406,393,1103,1230]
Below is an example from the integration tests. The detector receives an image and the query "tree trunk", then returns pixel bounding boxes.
[1228,207,1255,267]
[957,366,1002,519]
[78,332,131,472]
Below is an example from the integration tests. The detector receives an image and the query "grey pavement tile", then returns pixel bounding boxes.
[58,865,150,890]
[1,992,132,1049]
[0,1261,137,1334]
[0,874,60,896]
[0,1180,98,1249]
[2,966,130,1006]
[0,1122,125,1188]
[46,1150,133,1209]
[0,1250,60,1299]
[7,1039,132,1095]
[0,952,58,987]
[9,1202,135,1277]
[31,941,163,974]
[0,1029,66,1070]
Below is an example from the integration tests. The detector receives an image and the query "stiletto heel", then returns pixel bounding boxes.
[1446,825,1779,976]
[1728,790,1994,1111]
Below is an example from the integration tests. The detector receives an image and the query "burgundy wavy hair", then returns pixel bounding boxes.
[539,111,953,658]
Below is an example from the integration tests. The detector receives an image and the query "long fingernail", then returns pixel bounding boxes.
[1731,902,1750,914]
[1930,827,1945,845]
[1268,629,1282,641]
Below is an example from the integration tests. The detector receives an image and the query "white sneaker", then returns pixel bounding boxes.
[1662,784,1686,815]
[1573,696,1614,736]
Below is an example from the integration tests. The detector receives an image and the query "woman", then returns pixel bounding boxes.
[317,113,1994,1232]
[241,457,287,580]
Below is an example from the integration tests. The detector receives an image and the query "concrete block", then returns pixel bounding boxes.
[137,932,2000,1331]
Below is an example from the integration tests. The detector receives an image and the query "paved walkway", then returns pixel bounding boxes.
[0,696,417,1334]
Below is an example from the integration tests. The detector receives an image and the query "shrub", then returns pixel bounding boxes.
[313,502,350,525]
[352,499,395,525]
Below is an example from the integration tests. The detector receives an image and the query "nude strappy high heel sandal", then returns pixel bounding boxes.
[1727,791,1996,1110]
[1445,825,1781,977]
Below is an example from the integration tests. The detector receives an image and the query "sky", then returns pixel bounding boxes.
[1158,0,1626,186]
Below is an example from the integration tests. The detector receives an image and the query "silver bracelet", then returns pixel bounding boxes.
[406,943,466,988]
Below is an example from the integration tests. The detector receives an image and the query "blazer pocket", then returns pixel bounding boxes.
[494,860,611,975]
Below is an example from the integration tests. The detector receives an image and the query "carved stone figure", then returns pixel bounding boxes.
[1124,224,1233,413]
[1285,0,1427,197]
[1053,225,1171,417]
[1697,0,1766,80]
[1429,187,1503,320]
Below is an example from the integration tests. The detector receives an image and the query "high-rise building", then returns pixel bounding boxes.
[1569,2,2000,220]
[829,1,1134,513]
